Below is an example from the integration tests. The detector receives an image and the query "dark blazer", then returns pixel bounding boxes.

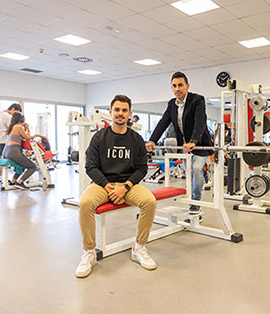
[149,92,213,156]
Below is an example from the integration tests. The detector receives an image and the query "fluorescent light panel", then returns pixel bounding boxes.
[78,69,101,75]
[55,34,91,46]
[0,52,30,60]
[134,59,161,66]
[170,0,219,16]
[239,37,270,48]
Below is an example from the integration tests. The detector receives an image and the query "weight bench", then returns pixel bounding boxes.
[0,158,25,191]
[95,186,186,260]
[144,160,185,184]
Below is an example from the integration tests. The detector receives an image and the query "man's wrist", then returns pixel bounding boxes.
[123,183,131,193]
[189,139,198,144]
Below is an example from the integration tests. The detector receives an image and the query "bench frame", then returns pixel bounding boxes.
[95,153,243,259]
[96,193,188,259]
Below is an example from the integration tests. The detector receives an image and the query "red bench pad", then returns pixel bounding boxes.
[95,187,186,214]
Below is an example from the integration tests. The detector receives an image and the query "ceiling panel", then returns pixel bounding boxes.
[192,8,236,25]
[225,0,270,18]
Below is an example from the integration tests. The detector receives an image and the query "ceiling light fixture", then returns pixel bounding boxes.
[0,52,30,60]
[58,52,70,57]
[238,37,270,48]
[73,56,93,63]
[55,34,91,46]
[105,26,121,33]
[78,69,101,75]
[170,0,219,16]
[134,59,161,66]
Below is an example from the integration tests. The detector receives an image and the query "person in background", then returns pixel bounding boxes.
[76,95,157,278]
[0,103,22,183]
[146,71,213,215]
[2,112,37,189]
[34,133,51,151]
[164,123,177,153]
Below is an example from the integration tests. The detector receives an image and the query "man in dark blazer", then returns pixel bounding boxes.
[146,71,213,214]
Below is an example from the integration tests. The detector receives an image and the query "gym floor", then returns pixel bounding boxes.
[1,165,270,314]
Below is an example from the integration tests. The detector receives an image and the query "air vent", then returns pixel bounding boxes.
[73,56,93,63]
[20,68,43,73]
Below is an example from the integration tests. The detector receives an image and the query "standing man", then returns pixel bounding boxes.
[146,72,213,214]
[76,95,157,278]
[0,103,22,182]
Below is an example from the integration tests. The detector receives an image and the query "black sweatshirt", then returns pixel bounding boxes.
[85,126,147,187]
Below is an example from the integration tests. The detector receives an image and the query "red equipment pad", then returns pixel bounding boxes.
[95,187,186,214]
[22,140,45,152]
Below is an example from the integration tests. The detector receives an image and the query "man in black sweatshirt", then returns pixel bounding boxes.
[76,95,157,278]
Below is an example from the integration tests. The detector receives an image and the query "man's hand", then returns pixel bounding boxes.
[108,185,127,204]
[104,183,115,194]
[183,142,196,153]
[146,141,155,151]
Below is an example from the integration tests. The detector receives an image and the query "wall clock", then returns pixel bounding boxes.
[216,71,230,87]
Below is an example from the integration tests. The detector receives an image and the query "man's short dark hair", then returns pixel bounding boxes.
[171,72,189,84]
[41,137,48,145]
[110,95,132,110]
[8,103,22,112]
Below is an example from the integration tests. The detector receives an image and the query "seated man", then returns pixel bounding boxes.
[76,95,157,278]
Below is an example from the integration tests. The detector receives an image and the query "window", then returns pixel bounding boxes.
[56,105,84,161]
[0,99,20,111]
[24,102,56,150]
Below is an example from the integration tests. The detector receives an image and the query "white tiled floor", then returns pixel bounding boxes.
[1,165,270,314]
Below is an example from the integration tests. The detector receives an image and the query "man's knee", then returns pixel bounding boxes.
[143,195,156,212]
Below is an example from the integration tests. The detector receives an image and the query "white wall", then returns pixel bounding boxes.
[86,58,270,115]
[0,69,86,105]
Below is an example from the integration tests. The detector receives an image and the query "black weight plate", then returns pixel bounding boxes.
[71,150,79,162]
[250,113,270,134]
[242,141,269,167]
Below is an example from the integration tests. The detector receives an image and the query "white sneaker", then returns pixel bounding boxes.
[75,249,97,278]
[131,246,157,270]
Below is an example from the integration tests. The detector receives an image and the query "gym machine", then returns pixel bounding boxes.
[234,93,270,214]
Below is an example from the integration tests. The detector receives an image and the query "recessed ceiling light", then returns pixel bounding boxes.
[78,69,101,75]
[0,52,30,60]
[208,98,220,102]
[55,34,91,46]
[238,37,270,48]
[134,59,161,66]
[58,52,70,57]
[170,0,219,16]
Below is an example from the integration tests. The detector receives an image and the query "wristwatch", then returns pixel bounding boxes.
[189,139,198,144]
[123,183,131,192]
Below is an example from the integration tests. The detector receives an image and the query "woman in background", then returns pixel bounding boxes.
[2,112,37,189]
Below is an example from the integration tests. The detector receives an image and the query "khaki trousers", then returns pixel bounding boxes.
[79,183,156,250]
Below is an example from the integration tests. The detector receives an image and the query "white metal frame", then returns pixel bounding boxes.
[95,151,242,259]
[163,152,241,241]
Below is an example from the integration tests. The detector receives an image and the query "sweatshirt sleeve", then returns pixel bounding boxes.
[127,135,148,185]
[85,133,109,187]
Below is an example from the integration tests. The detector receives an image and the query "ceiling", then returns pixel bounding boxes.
[0,0,270,84]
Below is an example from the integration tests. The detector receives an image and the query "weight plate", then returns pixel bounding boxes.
[245,174,270,198]
[71,150,79,162]
[250,113,270,134]
[250,96,268,111]
[242,141,269,167]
